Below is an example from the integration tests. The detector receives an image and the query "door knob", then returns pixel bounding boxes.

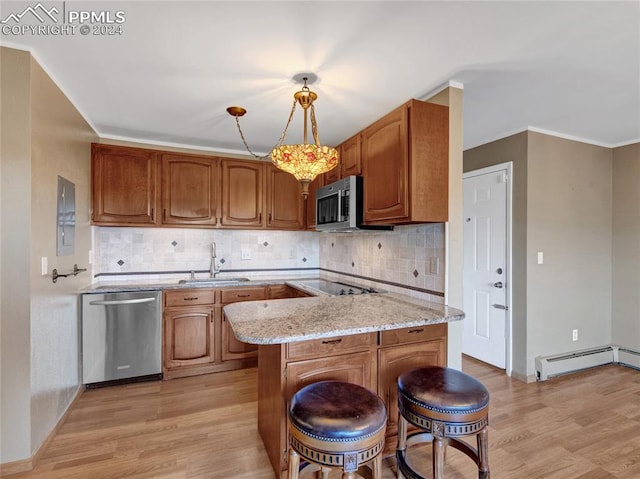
[493,281,503,288]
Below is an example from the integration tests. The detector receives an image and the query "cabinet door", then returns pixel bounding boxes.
[220,159,264,227]
[265,165,303,230]
[286,351,375,399]
[221,312,258,361]
[323,157,341,184]
[305,174,323,230]
[92,144,159,225]
[378,340,446,437]
[340,134,362,177]
[161,154,218,225]
[164,307,215,369]
[362,105,409,223]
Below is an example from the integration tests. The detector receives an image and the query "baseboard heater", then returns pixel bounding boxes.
[535,345,640,381]
[535,346,614,381]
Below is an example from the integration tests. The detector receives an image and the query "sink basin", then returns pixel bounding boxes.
[178,277,250,285]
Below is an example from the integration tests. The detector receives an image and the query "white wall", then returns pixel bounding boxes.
[0,47,96,466]
[1,46,33,465]
[526,132,613,376]
[611,143,640,350]
[29,56,96,454]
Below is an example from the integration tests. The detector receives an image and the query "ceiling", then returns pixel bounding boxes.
[2,1,639,153]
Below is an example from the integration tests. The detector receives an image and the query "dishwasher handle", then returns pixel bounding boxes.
[89,297,157,306]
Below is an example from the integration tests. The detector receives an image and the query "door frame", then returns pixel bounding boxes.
[463,162,513,375]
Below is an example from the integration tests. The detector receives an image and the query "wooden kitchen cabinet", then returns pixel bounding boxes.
[323,160,341,184]
[378,324,447,437]
[258,332,377,475]
[220,286,267,361]
[304,174,323,230]
[362,99,449,224]
[91,143,160,225]
[161,153,219,226]
[340,133,362,177]
[267,284,311,299]
[163,289,216,375]
[164,286,275,379]
[265,165,304,230]
[220,159,264,228]
[258,325,446,476]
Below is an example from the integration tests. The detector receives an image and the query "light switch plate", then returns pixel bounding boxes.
[41,257,48,276]
[537,251,544,264]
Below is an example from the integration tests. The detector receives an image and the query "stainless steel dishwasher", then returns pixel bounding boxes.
[81,290,162,387]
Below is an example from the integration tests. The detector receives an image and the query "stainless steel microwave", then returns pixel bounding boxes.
[315,176,392,232]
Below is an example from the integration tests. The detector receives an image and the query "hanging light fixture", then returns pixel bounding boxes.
[226,74,339,198]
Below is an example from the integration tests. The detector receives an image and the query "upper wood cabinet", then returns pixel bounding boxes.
[91,144,160,225]
[265,165,303,230]
[362,100,449,224]
[161,153,219,226]
[220,159,264,228]
[305,174,323,230]
[340,133,362,177]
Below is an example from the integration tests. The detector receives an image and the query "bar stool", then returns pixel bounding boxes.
[396,366,490,479]
[288,380,387,479]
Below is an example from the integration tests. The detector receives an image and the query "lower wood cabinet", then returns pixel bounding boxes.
[220,286,267,361]
[164,307,215,370]
[257,323,448,476]
[164,284,311,379]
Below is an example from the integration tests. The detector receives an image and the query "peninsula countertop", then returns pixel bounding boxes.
[223,292,464,345]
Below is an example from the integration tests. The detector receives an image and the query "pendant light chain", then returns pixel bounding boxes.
[310,104,321,146]
[234,99,299,160]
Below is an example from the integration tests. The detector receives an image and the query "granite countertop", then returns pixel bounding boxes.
[223,292,464,345]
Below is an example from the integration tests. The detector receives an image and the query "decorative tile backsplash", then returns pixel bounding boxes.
[92,224,446,302]
[93,227,319,277]
[318,223,446,295]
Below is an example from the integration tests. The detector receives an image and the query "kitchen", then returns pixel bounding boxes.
[2,1,639,477]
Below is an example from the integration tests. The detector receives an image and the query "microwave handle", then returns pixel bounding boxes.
[337,190,342,222]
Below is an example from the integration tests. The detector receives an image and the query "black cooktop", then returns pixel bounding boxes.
[296,279,382,296]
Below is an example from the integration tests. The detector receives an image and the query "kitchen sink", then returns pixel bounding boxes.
[178,277,250,285]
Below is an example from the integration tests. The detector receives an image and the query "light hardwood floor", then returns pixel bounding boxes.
[6,357,640,478]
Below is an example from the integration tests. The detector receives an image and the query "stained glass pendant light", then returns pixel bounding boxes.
[226,74,338,198]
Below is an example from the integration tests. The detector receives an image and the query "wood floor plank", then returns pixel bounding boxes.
[6,358,640,479]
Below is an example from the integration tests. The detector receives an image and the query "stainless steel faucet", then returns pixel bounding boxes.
[210,242,220,278]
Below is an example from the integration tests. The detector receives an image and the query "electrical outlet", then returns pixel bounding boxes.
[572,329,578,341]
[241,248,251,260]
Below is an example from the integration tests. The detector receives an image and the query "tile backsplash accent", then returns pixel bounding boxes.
[93,227,319,278]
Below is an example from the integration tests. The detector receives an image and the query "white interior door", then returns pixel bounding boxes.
[463,165,509,369]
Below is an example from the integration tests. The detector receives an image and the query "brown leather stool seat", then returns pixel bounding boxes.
[396,366,490,479]
[288,380,387,479]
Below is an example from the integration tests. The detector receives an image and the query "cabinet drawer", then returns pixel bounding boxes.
[164,289,217,307]
[380,323,447,346]
[287,332,377,360]
[220,287,267,304]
